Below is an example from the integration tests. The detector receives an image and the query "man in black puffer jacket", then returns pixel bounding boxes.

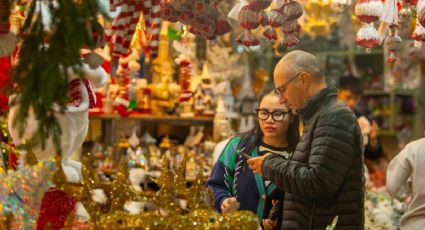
[247,50,365,230]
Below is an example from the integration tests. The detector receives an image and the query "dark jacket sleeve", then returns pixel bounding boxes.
[207,160,232,212]
[262,111,360,200]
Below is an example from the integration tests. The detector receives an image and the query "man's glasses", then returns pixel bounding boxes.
[274,72,303,96]
[255,109,290,122]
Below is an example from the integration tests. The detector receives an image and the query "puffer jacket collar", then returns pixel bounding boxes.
[298,87,337,122]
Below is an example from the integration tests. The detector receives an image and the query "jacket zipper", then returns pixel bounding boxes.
[308,201,317,230]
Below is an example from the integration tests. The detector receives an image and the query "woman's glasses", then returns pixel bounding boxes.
[255,109,290,122]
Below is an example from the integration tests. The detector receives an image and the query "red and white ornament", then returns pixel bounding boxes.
[268,9,285,27]
[355,23,380,48]
[355,0,383,23]
[412,21,425,42]
[236,30,260,47]
[263,27,277,40]
[384,24,402,63]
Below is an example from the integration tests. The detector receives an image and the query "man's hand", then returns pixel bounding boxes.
[247,153,272,176]
[221,197,240,214]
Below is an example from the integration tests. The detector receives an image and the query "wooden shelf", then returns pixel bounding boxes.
[90,114,214,125]
[363,89,415,96]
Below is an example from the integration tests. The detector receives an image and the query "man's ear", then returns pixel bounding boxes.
[299,72,311,89]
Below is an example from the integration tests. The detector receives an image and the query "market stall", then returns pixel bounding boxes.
[1,0,424,228]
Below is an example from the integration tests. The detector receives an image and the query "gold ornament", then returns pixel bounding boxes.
[303,0,338,38]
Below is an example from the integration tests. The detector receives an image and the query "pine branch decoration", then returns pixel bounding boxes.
[9,0,104,153]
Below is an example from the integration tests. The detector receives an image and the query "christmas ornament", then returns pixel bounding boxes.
[355,0,383,23]
[238,5,261,29]
[263,27,278,40]
[282,0,303,21]
[281,32,300,48]
[36,188,77,230]
[258,10,269,26]
[0,160,56,230]
[160,0,231,40]
[385,25,402,63]
[355,0,383,49]
[268,9,285,27]
[248,0,273,10]
[236,30,261,47]
[355,23,381,48]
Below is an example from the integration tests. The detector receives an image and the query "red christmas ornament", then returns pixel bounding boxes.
[37,188,77,230]
[236,30,261,47]
[263,27,278,40]
[247,0,273,10]
[355,0,383,23]
[281,20,301,34]
[238,5,260,29]
[268,9,285,27]
[282,1,303,21]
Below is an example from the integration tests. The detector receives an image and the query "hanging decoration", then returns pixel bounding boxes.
[160,0,231,40]
[236,5,261,47]
[384,24,402,63]
[232,0,303,47]
[381,0,402,63]
[355,0,383,50]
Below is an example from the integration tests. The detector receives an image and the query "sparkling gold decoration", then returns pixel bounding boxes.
[63,150,260,229]
[303,0,338,37]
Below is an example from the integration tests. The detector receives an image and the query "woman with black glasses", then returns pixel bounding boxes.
[207,90,299,230]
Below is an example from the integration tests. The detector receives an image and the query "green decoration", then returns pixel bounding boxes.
[9,0,105,153]
[167,27,181,40]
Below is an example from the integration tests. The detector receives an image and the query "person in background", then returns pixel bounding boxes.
[386,137,425,229]
[247,50,364,229]
[207,91,299,230]
[337,76,383,160]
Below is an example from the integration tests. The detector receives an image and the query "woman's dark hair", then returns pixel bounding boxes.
[241,90,300,157]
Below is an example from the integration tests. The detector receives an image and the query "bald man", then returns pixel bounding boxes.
[247,50,365,229]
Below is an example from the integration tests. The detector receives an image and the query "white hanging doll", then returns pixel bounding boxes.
[8,55,107,183]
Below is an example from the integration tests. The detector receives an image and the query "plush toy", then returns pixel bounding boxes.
[8,61,107,183]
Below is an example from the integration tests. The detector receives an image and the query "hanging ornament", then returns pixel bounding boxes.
[263,27,278,40]
[355,0,383,23]
[282,20,301,34]
[281,32,300,47]
[258,10,269,26]
[384,24,402,63]
[161,0,231,40]
[355,0,383,49]
[268,9,285,27]
[331,0,352,13]
[355,23,381,48]
[238,5,261,29]
[236,30,261,46]
[236,5,261,47]
[248,0,273,10]
[282,1,304,20]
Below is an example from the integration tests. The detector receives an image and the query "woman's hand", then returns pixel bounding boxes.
[221,197,240,214]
